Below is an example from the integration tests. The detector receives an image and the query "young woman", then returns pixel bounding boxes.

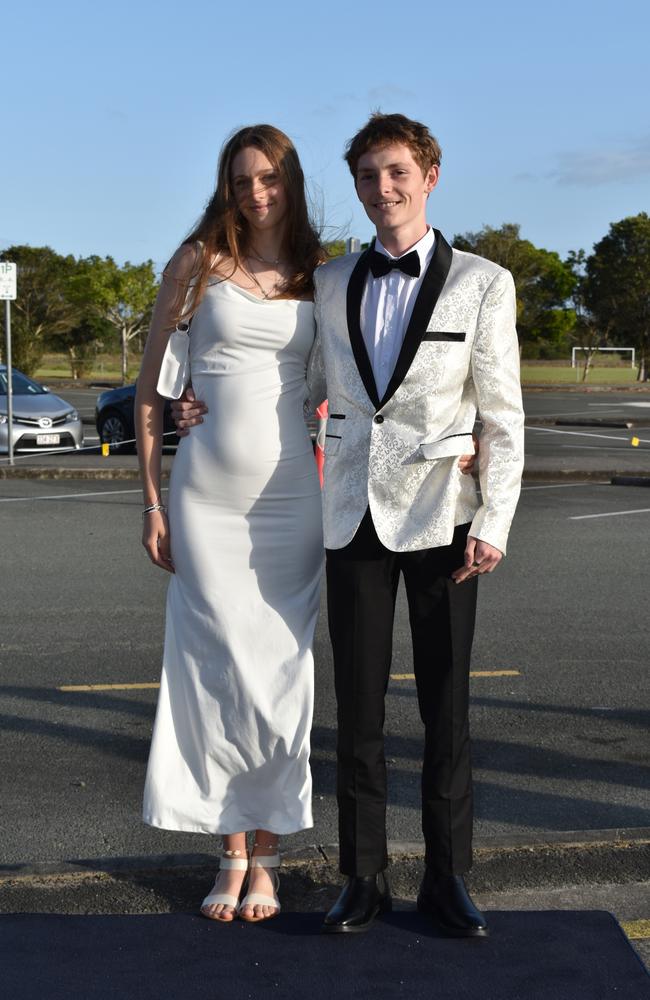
[135,125,325,923]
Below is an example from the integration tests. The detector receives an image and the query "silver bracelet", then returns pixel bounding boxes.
[142,502,167,517]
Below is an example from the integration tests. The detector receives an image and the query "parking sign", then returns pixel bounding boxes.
[0,262,17,300]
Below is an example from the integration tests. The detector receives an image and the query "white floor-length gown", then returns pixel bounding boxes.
[143,280,323,835]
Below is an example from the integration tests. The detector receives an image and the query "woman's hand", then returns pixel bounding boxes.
[142,510,175,573]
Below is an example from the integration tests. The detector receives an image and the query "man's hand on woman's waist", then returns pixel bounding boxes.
[171,393,479,477]
[171,386,208,436]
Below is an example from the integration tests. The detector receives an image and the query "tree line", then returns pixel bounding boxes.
[453,214,650,381]
[1,211,648,382]
[0,247,158,380]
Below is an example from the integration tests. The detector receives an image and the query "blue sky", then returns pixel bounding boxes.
[2,0,648,268]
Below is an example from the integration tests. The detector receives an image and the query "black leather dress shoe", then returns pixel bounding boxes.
[417,872,488,937]
[322,873,392,934]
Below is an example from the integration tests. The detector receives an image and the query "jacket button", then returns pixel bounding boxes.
[374,414,384,424]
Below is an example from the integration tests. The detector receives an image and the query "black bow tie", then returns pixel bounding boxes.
[368,249,420,279]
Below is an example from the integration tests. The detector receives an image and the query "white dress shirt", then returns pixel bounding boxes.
[360,227,436,399]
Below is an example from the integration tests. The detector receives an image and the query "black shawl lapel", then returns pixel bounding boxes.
[379,229,453,408]
[345,246,381,409]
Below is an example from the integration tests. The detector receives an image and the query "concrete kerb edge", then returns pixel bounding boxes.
[0,466,163,480]
[3,466,649,483]
[2,828,649,882]
[611,476,650,487]
[522,469,650,482]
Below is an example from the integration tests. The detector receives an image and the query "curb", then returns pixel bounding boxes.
[524,418,650,429]
[526,417,650,430]
[0,466,162,481]
[522,469,649,481]
[2,466,649,482]
[2,828,648,880]
[611,476,650,487]
[555,419,634,428]
[1,838,648,916]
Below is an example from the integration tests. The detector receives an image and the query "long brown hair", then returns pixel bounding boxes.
[169,125,324,322]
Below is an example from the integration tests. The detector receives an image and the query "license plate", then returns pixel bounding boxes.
[36,434,60,445]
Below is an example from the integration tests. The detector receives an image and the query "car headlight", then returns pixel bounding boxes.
[65,409,79,422]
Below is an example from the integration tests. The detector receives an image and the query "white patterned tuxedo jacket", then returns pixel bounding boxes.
[308,230,525,555]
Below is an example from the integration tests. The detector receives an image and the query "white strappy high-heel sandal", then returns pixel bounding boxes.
[200,850,249,922]
[238,846,281,923]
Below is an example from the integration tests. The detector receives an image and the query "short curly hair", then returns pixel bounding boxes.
[344,112,442,179]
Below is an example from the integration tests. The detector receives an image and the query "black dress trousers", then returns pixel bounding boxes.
[326,509,478,877]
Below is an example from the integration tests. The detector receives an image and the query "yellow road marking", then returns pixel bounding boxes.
[60,670,521,691]
[391,670,521,680]
[58,683,160,692]
[622,919,650,940]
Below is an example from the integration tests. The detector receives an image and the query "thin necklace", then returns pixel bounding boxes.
[248,246,286,266]
[241,262,283,300]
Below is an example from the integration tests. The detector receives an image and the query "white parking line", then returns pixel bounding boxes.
[570,508,650,520]
[527,425,650,444]
[587,402,648,408]
[0,488,167,504]
[521,482,608,490]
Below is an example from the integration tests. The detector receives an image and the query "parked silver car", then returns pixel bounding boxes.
[0,366,84,454]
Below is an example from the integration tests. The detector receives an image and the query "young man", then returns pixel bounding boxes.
[172,113,524,936]
[309,113,524,936]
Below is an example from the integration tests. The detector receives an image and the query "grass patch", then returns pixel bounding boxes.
[521,365,638,385]
[34,353,141,383]
[30,354,640,387]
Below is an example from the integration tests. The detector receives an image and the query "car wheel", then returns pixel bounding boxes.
[98,410,135,454]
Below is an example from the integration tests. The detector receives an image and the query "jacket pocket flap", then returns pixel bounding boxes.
[420,432,474,460]
[422,331,466,342]
[324,433,341,454]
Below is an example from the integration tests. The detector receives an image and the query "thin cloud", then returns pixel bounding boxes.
[551,136,650,186]
[311,93,358,117]
[312,86,415,116]
[105,107,128,121]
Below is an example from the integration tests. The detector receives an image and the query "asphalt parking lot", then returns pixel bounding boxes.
[0,476,647,866]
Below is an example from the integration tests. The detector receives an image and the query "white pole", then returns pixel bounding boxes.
[5,300,13,466]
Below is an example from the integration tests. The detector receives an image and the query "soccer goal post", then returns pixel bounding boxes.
[571,347,636,368]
